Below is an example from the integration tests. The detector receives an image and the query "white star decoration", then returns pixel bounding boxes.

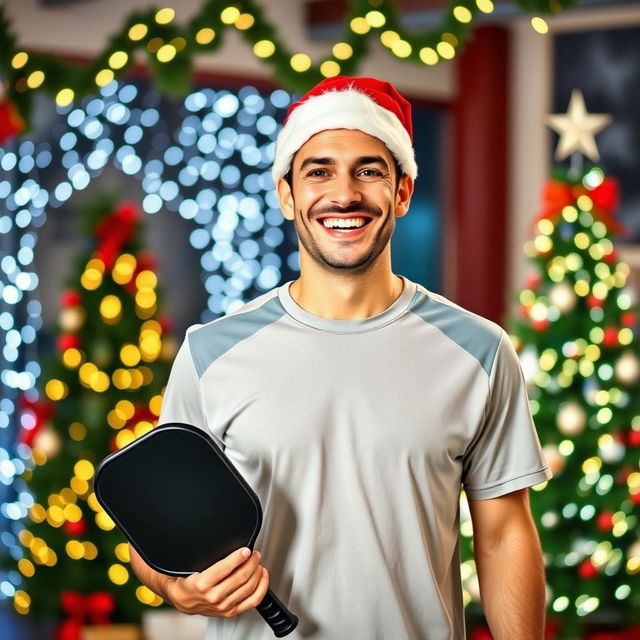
[546,89,612,162]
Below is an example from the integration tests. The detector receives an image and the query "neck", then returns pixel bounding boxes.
[289,253,404,320]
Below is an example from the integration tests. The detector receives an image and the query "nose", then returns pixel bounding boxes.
[328,171,363,208]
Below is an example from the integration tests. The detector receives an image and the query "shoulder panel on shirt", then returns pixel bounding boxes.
[409,287,503,376]
[188,291,286,378]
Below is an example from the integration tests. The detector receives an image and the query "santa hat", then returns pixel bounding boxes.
[272,76,417,184]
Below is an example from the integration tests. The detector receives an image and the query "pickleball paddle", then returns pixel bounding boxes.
[94,422,298,637]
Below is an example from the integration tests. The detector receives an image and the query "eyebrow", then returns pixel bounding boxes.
[298,155,390,172]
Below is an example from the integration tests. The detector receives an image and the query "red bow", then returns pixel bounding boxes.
[536,177,624,235]
[94,202,140,270]
[19,395,55,447]
[59,590,115,626]
[0,98,26,144]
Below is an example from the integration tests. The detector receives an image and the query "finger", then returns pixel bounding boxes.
[232,567,270,616]
[193,547,252,593]
[216,562,264,611]
[207,551,261,604]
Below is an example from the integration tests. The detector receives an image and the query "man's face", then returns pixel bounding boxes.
[277,129,413,274]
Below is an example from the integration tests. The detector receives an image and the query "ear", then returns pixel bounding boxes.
[394,174,414,219]
[276,177,295,221]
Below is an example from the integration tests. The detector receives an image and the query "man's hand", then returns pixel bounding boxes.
[129,544,269,618]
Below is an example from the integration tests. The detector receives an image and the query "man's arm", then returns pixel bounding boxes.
[468,488,546,640]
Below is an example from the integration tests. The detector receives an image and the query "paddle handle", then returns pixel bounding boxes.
[256,588,298,637]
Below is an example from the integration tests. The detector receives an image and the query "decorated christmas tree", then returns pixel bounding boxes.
[509,92,640,638]
[13,194,177,637]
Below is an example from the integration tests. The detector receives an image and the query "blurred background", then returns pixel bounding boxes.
[1,0,640,638]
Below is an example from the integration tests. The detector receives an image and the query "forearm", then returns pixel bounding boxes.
[474,528,546,640]
[128,543,176,605]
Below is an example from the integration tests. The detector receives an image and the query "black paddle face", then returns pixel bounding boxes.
[95,423,263,576]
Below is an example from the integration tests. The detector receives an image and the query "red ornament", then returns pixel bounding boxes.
[587,294,603,309]
[590,177,620,212]
[621,312,636,327]
[470,628,493,640]
[578,559,598,579]
[19,395,55,447]
[0,97,26,144]
[602,326,619,347]
[54,619,82,640]
[631,492,640,505]
[64,517,87,538]
[60,290,82,307]
[627,430,640,448]
[57,333,81,352]
[602,247,618,263]
[525,271,541,290]
[94,202,140,270]
[596,510,614,532]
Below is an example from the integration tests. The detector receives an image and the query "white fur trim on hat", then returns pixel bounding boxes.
[271,88,418,184]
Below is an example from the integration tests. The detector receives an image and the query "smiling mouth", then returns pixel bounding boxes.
[317,216,373,230]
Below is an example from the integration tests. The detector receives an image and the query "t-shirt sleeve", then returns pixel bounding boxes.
[462,330,552,500]
[158,326,208,432]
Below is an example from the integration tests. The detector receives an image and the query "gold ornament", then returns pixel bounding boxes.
[546,89,612,162]
[556,401,587,436]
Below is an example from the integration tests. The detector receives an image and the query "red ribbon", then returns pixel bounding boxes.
[535,177,624,235]
[19,395,55,447]
[94,202,140,270]
[60,590,115,626]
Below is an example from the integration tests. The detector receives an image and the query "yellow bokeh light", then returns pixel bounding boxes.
[157,44,177,63]
[582,457,602,475]
[476,0,494,12]
[12,52,29,69]
[90,371,110,393]
[290,53,312,72]
[150,394,164,416]
[64,503,82,523]
[18,559,35,577]
[577,195,593,211]
[129,23,148,41]
[100,295,122,322]
[320,60,341,78]
[116,542,131,563]
[47,505,65,527]
[116,400,136,420]
[380,30,400,48]
[350,17,370,34]
[109,564,130,585]
[108,51,129,70]
[220,6,240,24]
[95,69,115,87]
[84,542,98,560]
[419,47,438,65]
[626,558,640,574]
[155,8,175,24]
[70,476,89,495]
[134,421,154,438]
[453,6,473,23]
[235,13,255,30]
[96,511,116,531]
[365,10,386,27]
[253,40,275,58]
[116,429,136,449]
[120,344,142,367]
[87,493,102,512]
[531,17,549,34]
[137,585,163,606]
[29,505,46,523]
[81,267,103,290]
[62,348,82,369]
[391,40,412,58]
[332,42,353,60]
[19,530,34,547]
[574,280,590,297]
[55,88,75,107]
[436,41,455,59]
[574,232,590,250]
[107,408,126,429]
[136,270,157,289]
[68,422,87,441]
[27,71,45,89]
[136,288,157,309]
[147,38,163,53]
[66,540,84,560]
[537,218,554,235]
[112,369,133,390]
[75,459,95,481]
[45,379,67,401]
[60,488,77,504]
[196,28,215,45]
[14,591,31,609]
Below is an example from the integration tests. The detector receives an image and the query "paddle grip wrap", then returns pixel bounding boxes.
[256,588,298,637]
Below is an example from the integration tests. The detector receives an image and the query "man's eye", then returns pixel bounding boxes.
[307,169,329,177]
[359,169,383,177]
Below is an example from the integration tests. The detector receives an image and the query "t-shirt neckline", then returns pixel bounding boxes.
[277,276,417,334]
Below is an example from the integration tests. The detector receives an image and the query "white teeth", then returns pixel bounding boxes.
[321,217,367,229]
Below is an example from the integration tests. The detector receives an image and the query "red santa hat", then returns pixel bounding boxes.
[272,76,417,184]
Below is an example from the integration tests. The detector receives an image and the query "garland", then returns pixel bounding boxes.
[0,0,577,130]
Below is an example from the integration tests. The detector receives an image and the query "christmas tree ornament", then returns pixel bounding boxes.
[615,351,640,385]
[63,517,88,538]
[549,282,576,314]
[0,81,26,143]
[59,307,86,332]
[599,438,625,464]
[556,401,587,436]
[546,89,612,162]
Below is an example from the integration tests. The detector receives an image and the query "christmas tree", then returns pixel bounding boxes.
[13,194,177,637]
[509,92,640,638]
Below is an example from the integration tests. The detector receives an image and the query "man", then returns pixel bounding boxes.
[130,76,552,639]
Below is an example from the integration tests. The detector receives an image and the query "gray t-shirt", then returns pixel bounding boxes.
[158,277,552,640]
